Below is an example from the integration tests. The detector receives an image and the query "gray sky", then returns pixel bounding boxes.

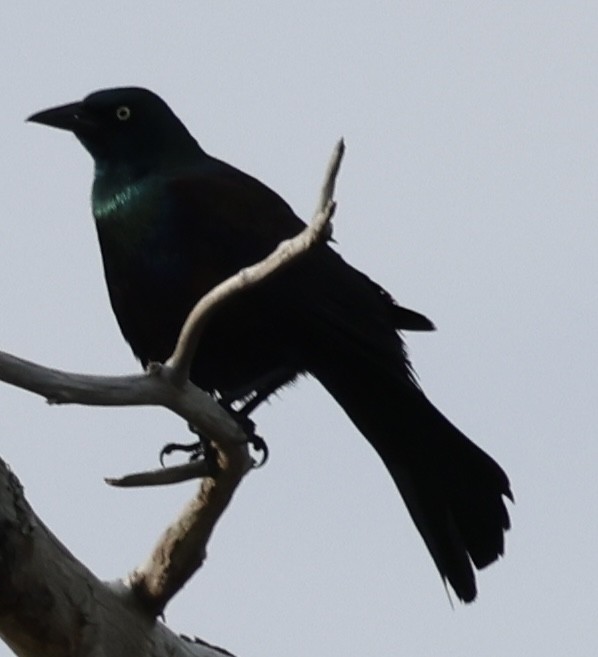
[1,2,597,655]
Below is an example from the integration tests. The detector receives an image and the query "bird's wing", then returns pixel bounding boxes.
[167,163,434,335]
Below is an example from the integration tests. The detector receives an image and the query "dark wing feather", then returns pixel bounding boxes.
[167,162,434,339]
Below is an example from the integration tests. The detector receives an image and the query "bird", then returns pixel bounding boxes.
[28,87,512,603]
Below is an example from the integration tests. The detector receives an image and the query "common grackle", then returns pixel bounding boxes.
[28,88,512,602]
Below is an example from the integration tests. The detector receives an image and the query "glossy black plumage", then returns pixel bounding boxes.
[28,87,512,602]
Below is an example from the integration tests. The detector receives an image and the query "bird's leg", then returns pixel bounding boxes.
[159,369,293,469]
[218,405,269,467]
[158,396,270,470]
[219,367,296,414]
[217,367,296,465]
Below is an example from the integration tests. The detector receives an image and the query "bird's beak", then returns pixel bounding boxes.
[27,101,92,133]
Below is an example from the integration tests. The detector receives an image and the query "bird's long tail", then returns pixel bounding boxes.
[313,363,512,603]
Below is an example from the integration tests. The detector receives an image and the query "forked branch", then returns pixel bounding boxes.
[0,140,345,631]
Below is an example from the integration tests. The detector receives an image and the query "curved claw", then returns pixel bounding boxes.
[248,433,269,468]
[159,440,203,467]
[216,402,269,468]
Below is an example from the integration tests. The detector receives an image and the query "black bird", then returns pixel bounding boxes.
[28,87,512,602]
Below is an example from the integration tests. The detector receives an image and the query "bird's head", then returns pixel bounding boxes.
[28,87,201,171]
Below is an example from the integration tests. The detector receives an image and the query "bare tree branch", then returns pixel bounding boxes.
[0,458,235,657]
[128,441,252,615]
[0,139,345,649]
[0,354,245,444]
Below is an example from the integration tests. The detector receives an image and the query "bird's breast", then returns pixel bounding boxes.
[91,175,305,397]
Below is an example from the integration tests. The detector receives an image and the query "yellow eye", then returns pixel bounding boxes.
[116,106,131,121]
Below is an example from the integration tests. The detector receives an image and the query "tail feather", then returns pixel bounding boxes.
[390,459,478,602]
[314,365,512,603]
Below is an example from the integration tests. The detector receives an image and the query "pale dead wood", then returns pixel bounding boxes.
[0,140,345,653]
[0,458,232,657]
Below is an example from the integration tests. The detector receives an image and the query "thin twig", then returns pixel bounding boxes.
[166,138,345,384]
[106,459,212,487]
[318,137,345,229]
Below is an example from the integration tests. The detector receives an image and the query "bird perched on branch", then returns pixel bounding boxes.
[28,87,512,603]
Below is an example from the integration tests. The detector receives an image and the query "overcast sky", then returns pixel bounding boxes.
[1,3,597,656]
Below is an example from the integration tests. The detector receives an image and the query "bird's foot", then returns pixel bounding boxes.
[159,431,220,475]
[158,413,268,471]
[219,404,269,468]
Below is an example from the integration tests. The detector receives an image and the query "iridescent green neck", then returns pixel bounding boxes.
[93,182,144,221]
[92,172,165,263]
[92,162,154,222]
